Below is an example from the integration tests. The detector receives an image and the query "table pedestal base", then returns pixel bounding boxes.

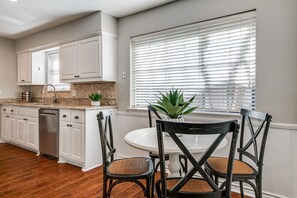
[168,153,181,177]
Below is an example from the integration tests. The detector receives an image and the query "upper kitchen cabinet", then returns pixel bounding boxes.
[17,52,32,85]
[60,34,116,83]
[17,51,46,85]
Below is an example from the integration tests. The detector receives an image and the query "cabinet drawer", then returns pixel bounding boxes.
[60,111,71,121]
[71,111,84,123]
[60,110,84,123]
[2,106,17,115]
[18,107,38,118]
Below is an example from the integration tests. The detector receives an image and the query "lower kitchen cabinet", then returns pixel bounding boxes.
[16,116,38,150]
[1,105,39,152]
[1,114,16,142]
[59,121,84,164]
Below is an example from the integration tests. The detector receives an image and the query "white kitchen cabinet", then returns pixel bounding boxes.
[60,34,116,83]
[60,42,77,80]
[17,51,46,85]
[16,118,26,145]
[1,106,16,143]
[60,121,84,163]
[16,116,38,150]
[1,105,39,152]
[18,52,32,84]
[59,110,85,165]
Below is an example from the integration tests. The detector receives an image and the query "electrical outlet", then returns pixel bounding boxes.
[122,71,127,79]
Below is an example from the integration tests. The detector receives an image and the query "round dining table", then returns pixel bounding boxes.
[124,127,228,177]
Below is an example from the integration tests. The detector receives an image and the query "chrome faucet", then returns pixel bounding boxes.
[41,84,58,103]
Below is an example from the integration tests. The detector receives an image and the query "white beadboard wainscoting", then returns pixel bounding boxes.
[116,110,297,198]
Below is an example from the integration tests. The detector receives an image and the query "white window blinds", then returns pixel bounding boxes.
[48,51,70,91]
[131,11,256,113]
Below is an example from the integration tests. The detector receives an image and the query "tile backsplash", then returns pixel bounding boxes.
[30,82,116,106]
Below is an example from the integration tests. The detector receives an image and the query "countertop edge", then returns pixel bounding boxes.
[0,102,117,110]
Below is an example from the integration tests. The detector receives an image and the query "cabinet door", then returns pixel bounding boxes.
[8,116,16,141]
[16,118,26,145]
[60,42,77,80]
[26,118,38,150]
[18,53,32,84]
[77,37,101,79]
[70,123,84,162]
[1,116,9,140]
[60,122,70,158]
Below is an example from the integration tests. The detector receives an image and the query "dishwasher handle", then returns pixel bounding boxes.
[39,113,57,116]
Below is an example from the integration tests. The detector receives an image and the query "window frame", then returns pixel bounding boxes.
[46,49,70,92]
[130,11,256,113]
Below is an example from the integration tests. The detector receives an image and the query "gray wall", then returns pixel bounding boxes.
[117,0,297,124]
[0,37,21,98]
[16,11,118,52]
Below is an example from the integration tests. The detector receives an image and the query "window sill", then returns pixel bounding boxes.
[125,107,241,120]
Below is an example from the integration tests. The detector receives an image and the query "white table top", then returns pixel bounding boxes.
[124,127,228,154]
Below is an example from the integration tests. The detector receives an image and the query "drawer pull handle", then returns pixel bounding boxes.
[67,124,69,127]
[11,110,14,112]
[69,124,72,127]
[63,115,67,118]
[23,118,28,121]
[74,116,79,119]
[6,115,9,118]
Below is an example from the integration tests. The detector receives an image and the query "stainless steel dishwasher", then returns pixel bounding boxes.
[39,109,59,157]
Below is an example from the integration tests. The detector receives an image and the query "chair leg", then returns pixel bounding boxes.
[146,177,151,198]
[103,178,108,198]
[239,181,244,198]
[152,172,155,198]
[256,177,262,198]
[215,176,219,185]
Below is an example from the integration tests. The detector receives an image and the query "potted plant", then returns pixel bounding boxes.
[150,88,197,120]
[89,92,103,106]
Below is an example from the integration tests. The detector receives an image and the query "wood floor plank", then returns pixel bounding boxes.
[0,143,250,198]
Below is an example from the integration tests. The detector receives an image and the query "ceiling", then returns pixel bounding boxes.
[0,0,175,39]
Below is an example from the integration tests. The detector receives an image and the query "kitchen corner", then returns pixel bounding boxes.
[0,81,117,172]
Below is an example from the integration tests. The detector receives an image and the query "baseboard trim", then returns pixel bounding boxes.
[231,182,286,198]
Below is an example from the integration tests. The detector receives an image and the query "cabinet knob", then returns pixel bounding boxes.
[6,115,9,118]
[3,109,6,111]
[74,116,79,119]
[69,124,72,127]
[63,115,67,118]
[21,80,25,82]
[11,110,13,112]
[67,124,69,127]
[23,118,28,121]
[77,75,80,78]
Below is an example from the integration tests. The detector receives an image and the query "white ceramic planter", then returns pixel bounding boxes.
[91,101,101,106]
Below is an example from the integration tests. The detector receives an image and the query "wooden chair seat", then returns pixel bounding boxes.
[108,157,151,175]
[166,178,213,193]
[206,157,256,177]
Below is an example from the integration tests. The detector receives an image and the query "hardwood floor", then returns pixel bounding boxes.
[0,143,250,198]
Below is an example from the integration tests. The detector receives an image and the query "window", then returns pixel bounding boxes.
[131,11,256,113]
[47,50,70,91]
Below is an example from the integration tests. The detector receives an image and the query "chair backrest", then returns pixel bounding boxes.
[97,110,115,172]
[148,105,162,127]
[238,109,272,171]
[156,119,239,198]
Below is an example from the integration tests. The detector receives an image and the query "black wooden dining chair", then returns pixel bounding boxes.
[97,110,154,198]
[205,109,272,198]
[148,105,188,175]
[155,119,239,198]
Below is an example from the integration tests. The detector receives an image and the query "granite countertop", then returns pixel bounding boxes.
[0,102,117,110]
